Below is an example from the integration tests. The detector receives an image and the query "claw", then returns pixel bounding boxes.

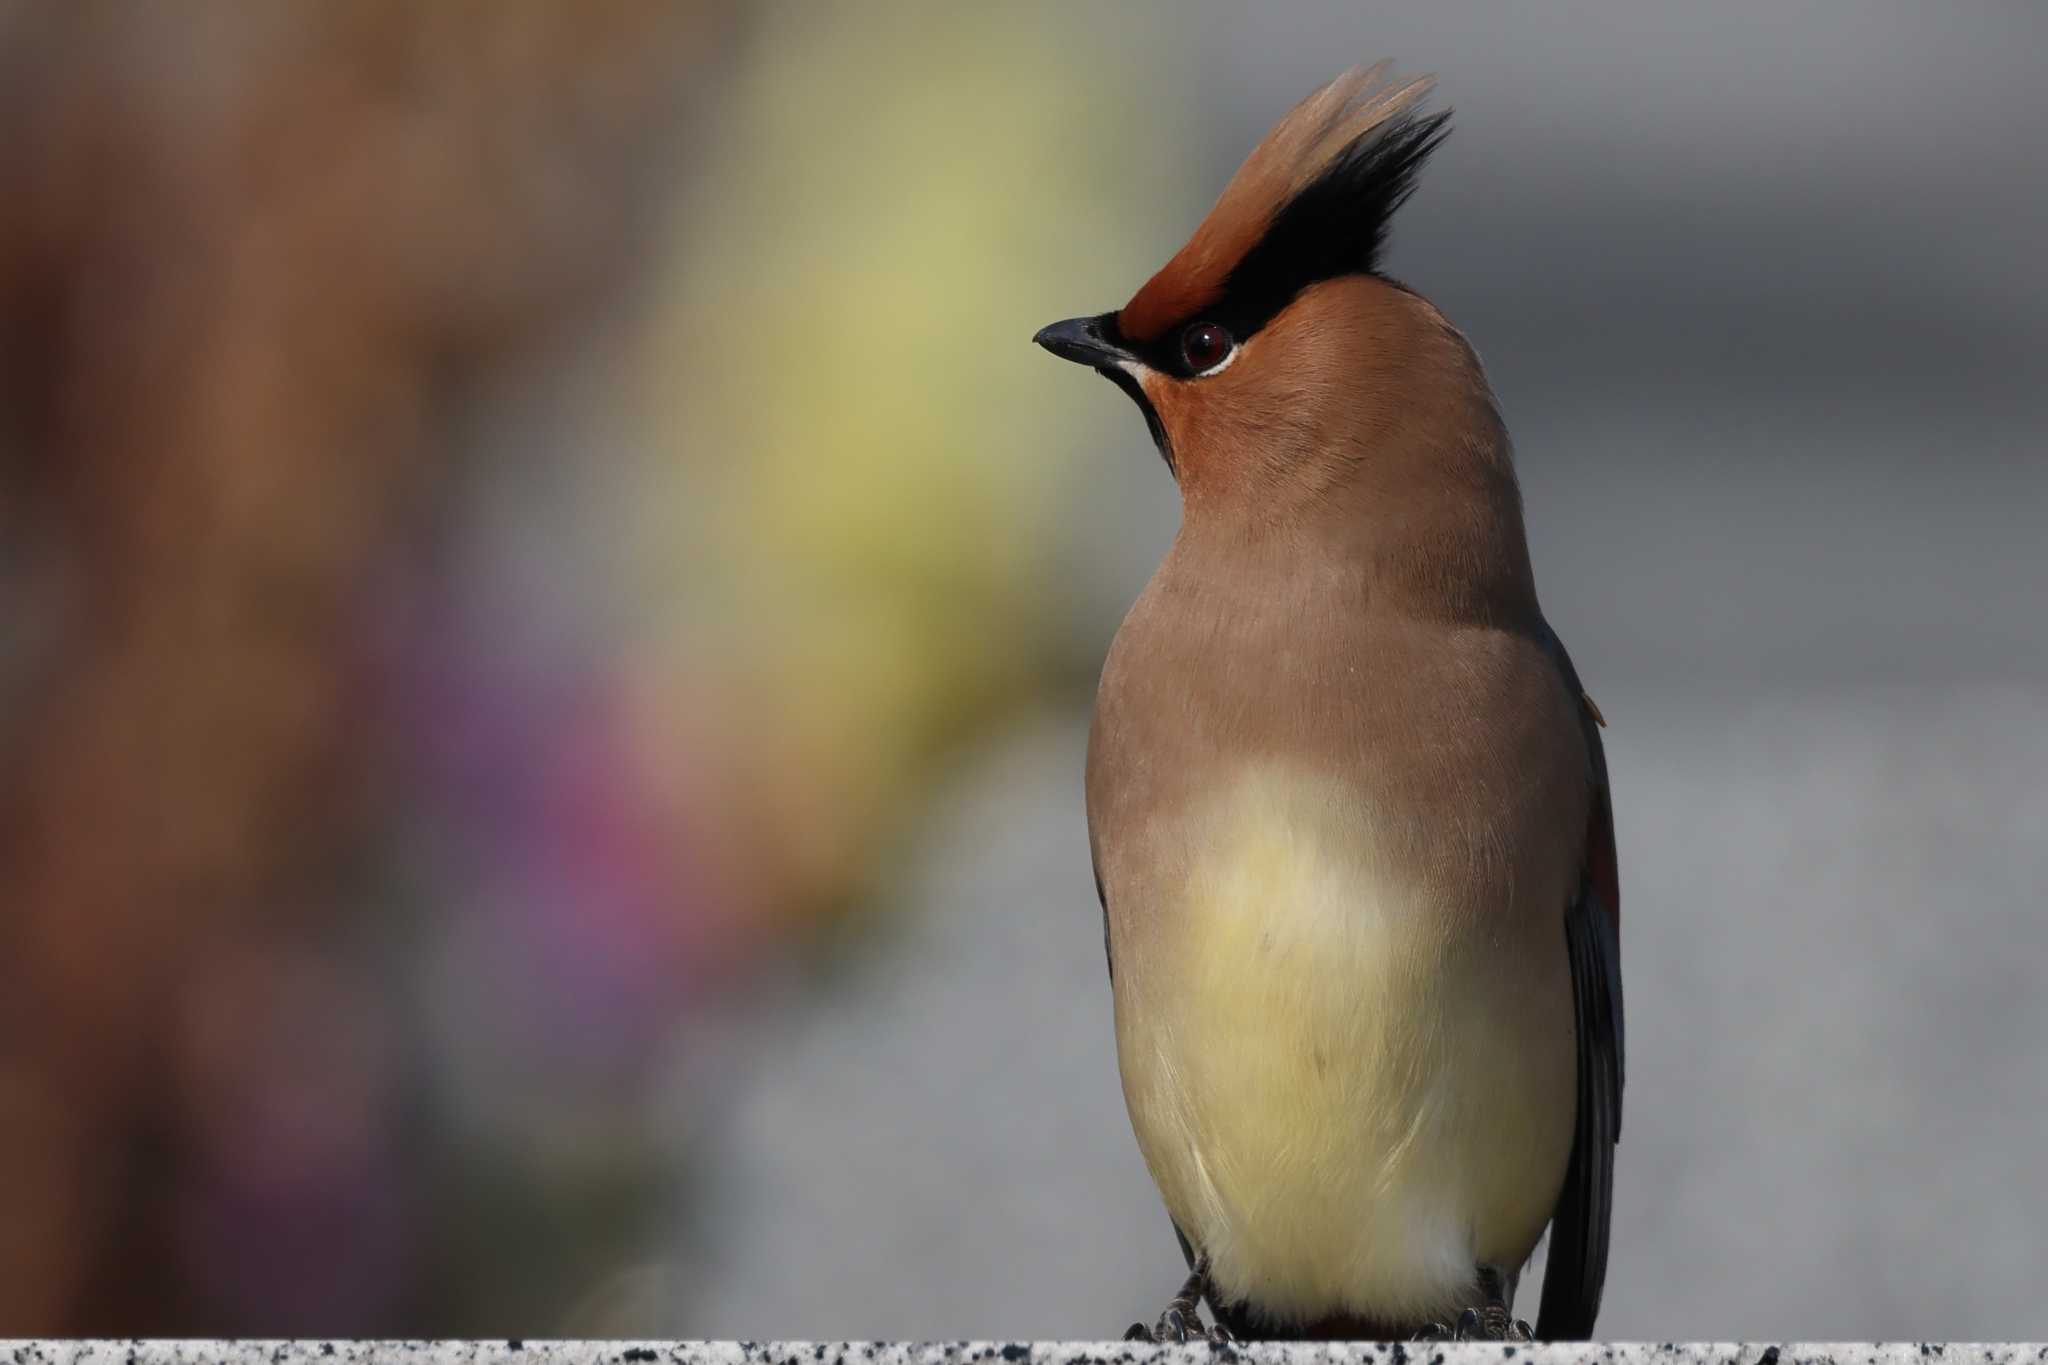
[1126,1257,1221,1344]
[1420,1302,1529,1343]
[1125,1307,1227,1346]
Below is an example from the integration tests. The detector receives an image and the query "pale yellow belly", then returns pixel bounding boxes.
[1108,766,1576,1327]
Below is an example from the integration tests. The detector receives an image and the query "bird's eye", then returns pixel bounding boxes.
[1179,322,1235,375]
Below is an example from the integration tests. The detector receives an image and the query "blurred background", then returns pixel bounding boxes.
[1,0,2044,1343]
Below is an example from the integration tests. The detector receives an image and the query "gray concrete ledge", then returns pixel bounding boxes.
[2,1346,2041,1365]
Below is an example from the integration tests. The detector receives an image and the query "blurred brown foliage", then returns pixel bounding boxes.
[0,1,734,1333]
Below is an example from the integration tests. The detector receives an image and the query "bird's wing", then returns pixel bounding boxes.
[1533,623,1624,1341]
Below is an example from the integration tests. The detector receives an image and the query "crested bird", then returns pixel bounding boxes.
[1033,64,1622,1342]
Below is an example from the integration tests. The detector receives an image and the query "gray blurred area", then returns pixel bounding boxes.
[687,1,2048,1344]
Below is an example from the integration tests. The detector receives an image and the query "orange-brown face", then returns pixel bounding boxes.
[1035,276,1472,516]
[1133,276,1424,505]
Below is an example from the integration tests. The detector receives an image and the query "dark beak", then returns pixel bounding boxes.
[1032,313,1137,370]
[1032,311,1175,474]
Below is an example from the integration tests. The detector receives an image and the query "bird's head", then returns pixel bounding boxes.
[1036,64,1507,530]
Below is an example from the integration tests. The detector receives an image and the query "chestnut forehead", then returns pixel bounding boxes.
[1119,235,1255,344]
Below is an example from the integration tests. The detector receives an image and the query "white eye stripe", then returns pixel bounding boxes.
[1191,343,1239,378]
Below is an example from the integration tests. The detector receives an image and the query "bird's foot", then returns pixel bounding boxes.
[1123,1315,1233,1345]
[1414,1307,1533,1342]
[1124,1265,1230,1344]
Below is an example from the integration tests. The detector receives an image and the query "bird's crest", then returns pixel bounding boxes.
[1119,63,1448,345]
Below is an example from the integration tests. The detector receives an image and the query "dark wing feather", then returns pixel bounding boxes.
[1094,856,1113,982]
[1534,623,1624,1341]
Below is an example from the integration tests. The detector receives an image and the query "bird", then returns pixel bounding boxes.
[1032,63,1622,1343]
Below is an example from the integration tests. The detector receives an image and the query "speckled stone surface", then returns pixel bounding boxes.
[2,1346,2043,1365]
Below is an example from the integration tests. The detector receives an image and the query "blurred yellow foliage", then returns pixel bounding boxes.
[623,3,1196,922]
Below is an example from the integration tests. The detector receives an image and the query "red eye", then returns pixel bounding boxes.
[1180,322,1234,374]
